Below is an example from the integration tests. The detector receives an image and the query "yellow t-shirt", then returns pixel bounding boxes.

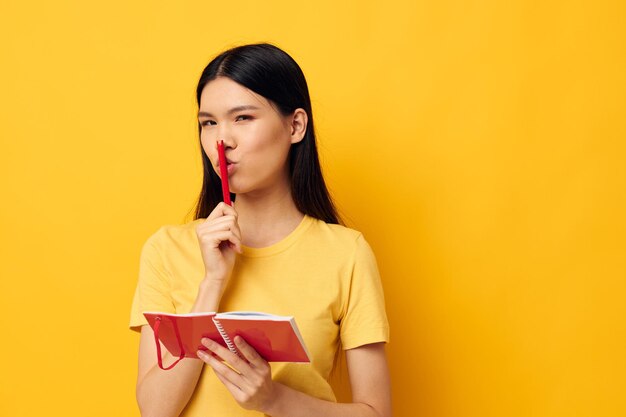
[129,215,389,416]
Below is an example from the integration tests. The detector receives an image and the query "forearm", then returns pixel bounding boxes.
[136,354,204,417]
[136,279,225,417]
[196,328,391,417]
[264,383,382,417]
[190,278,226,313]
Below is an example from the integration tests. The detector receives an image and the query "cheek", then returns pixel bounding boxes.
[248,133,290,170]
[249,122,291,151]
[200,134,215,160]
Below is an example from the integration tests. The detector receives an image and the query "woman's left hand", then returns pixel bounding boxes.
[197,336,276,412]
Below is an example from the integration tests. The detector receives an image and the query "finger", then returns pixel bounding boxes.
[196,348,223,361]
[197,215,237,234]
[198,350,247,388]
[201,337,244,364]
[212,366,244,394]
[197,223,241,245]
[207,202,238,221]
[196,217,243,253]
[212,366,256,406]
[197,348,239,375]
[234,336,266,368]
[197,217,242,242]
[198,230,242,252]
[217,232,242,253]
[200,214,236,226]
[226,242,244,254]
[202,338,252,374]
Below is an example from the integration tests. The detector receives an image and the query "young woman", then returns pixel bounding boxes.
[129,43,391,417]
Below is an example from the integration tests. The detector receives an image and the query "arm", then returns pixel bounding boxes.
[135,280,231,417]
[198,338,392,417]
[268,342,392,417]
[136,203,242,417]
[136,325,205,417]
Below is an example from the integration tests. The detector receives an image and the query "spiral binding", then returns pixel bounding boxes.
[212,318,241,357]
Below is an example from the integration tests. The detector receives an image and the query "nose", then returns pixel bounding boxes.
[217,136,235,149]
[214,124,235,150]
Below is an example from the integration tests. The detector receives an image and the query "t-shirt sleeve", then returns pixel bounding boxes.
[129,229,175,331]
[339,234,390,350]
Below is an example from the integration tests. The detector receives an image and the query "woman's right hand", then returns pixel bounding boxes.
[195,202,242,295]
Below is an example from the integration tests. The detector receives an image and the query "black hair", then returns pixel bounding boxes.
[193,43,340,224]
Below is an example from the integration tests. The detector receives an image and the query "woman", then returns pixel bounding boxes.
[129,43,391,417]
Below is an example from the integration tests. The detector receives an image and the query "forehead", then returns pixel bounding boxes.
[199,77,269,111]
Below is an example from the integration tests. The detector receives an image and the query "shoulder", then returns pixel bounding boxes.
[143,218,204,252]
[307,216,361,239]
[305,217,373,257]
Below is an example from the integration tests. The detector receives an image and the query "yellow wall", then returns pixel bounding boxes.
[1,1,624,416]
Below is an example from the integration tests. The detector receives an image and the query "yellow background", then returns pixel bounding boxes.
[1,1,624,416]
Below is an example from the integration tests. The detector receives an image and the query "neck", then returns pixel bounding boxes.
[233,184,304,248]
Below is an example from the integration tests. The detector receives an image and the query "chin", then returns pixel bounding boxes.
[229,184,269,197]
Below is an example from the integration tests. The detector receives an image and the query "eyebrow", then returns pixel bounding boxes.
[198,105,261,118]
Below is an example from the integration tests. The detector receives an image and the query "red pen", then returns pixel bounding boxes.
[217,140,232,205]
[217,140,232,206]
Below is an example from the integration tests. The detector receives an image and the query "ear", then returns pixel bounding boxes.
[289,108,308,144]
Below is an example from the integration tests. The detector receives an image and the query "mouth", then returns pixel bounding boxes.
[216,160,237,177]
[216,158,235,169]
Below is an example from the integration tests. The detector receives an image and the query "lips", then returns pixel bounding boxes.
[216,158,235,169]
[216,160,237,177]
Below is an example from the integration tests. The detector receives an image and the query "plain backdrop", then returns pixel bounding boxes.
[1,1,625,416]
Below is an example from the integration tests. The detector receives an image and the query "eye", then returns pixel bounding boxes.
[235,115,252,122]
[200,120,216,127]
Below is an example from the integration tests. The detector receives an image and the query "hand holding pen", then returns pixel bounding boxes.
[193,140,241,311]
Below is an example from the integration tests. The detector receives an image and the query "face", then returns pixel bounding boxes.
[198,76,305,197]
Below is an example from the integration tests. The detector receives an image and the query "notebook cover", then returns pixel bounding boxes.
[215,317,310,362]
[144,312,225,358]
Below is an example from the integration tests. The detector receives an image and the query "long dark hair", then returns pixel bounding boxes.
[193,43,340,224]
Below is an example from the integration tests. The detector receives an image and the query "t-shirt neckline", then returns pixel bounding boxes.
[240,215,315,258]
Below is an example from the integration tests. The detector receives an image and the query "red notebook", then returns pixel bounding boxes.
[143,311,310,370]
